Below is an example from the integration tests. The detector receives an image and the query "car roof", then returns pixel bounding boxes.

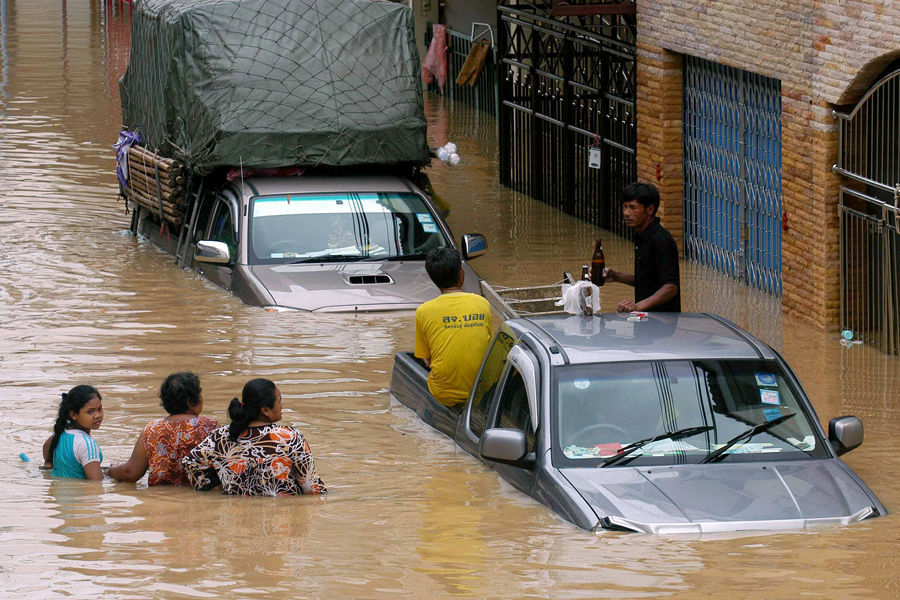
[511,312,776,364]
[235,175,418,198]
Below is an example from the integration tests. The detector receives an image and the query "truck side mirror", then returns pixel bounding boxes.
[195,240,231,264]
[829,415,864,455]
[461,233,487,260]
[480,428,535,468]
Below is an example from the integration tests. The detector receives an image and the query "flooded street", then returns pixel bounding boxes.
[1,2,898,598]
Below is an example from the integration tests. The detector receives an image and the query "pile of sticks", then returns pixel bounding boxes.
[119,145,187,226]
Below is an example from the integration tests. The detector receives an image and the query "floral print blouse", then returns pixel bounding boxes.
[181,424,326,496]
[143,415,219,486]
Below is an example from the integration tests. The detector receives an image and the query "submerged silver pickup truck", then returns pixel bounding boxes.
[390,312,885,533]
[133,173,487,312]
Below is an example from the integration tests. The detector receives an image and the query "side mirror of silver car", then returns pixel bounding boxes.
[461,233,487,260]
[195,240,231,264]
[480,428,535,468]
[829,415,864,455]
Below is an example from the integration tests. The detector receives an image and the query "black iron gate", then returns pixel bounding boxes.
[497,2,637,236]
[833,68,900,353]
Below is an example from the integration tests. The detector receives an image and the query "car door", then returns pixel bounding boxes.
[456,328,516,455]
[482,345,541,496]
[200,195,238,290]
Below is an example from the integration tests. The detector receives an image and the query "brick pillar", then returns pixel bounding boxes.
[781,88,841,328]
[635,43,684,253]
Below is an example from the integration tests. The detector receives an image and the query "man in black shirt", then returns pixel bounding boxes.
[604,182,681,312]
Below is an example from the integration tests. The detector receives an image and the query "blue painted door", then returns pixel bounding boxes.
[683,56,782,296]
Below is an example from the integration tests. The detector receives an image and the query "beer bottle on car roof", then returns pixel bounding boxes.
[590,239,605,286]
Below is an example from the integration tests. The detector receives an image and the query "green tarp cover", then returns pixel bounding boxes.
[120,0,430,172]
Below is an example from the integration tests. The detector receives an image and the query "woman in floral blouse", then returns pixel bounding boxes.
[109,372,218,486]
[182,378,326,496]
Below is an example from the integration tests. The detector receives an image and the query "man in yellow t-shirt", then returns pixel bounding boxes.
[415,248,493,408]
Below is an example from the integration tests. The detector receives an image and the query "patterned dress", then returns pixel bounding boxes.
[181,424,326,496]
[143,416,218,486]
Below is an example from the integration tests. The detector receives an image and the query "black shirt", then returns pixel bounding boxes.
[633,217,681,312]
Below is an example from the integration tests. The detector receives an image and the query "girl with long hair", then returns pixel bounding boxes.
[42,385,104,480]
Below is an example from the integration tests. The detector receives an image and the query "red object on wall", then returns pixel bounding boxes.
[422,24,448,93]
[655,163,661,181]
[782,210,789,232]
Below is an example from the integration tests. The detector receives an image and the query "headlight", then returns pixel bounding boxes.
[262,305,292,313]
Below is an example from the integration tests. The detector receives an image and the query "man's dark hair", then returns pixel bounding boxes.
[425,247,462,289]
[622,182,660,215]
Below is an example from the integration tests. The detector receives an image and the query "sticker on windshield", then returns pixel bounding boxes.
[416,213,437,233]
[760,389,780,405]
[573,378,591,390]
[762,407,782,421]
[754,372,777,386]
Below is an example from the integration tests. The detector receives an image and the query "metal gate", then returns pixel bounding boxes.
[497,3,637,236]
[424,24,498,116]
[683,56,783,296]
[834,69,900,353]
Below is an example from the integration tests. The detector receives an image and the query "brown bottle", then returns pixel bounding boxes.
[579,265,593,315]
[590,239,605,286]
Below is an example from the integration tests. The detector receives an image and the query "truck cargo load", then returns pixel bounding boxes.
[119,0,430,173]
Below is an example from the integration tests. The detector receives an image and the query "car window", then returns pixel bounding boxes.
[494,366,535,454]
[248,192,449,264]
[208,199,237,261]
[469,331,515,438]
[552,359,827,467]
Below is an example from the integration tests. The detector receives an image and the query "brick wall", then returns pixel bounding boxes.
[636,0,900,327]
[635,45,683,249]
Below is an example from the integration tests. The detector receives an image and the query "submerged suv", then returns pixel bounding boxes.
[139,174,486,312]
[390,312,885,533]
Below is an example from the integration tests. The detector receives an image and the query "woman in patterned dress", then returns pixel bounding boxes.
[181,378,326,496]
[109,372,218,485]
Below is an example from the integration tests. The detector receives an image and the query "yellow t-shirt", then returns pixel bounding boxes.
[415,292,493,406]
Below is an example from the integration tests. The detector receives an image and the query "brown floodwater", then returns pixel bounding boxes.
[1,2,898,598]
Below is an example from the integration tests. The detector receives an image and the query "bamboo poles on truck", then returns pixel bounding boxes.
[120,144,187,227]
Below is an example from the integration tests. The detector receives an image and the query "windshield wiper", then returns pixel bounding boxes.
[699,412,796,464]
[600,425,714,468]
[365,252,427,262]
[289,255,361,264]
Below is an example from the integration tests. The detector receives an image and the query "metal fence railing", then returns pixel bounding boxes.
[834,69,900,353]
[424,24,498,116]
[839,187,900,353]
[496,5,637,236]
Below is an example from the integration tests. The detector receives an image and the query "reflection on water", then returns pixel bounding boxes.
[0,1,898,598]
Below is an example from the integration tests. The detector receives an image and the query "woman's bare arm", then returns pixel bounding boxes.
[108,432,149,483]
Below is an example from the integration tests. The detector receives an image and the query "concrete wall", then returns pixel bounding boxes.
[444,0,497,38]
[636,1,900,328]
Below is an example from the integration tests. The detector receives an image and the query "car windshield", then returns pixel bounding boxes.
[552,359,828,467]
[249,192,449,264]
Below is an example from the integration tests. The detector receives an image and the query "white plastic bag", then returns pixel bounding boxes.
[555,280,601,315]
